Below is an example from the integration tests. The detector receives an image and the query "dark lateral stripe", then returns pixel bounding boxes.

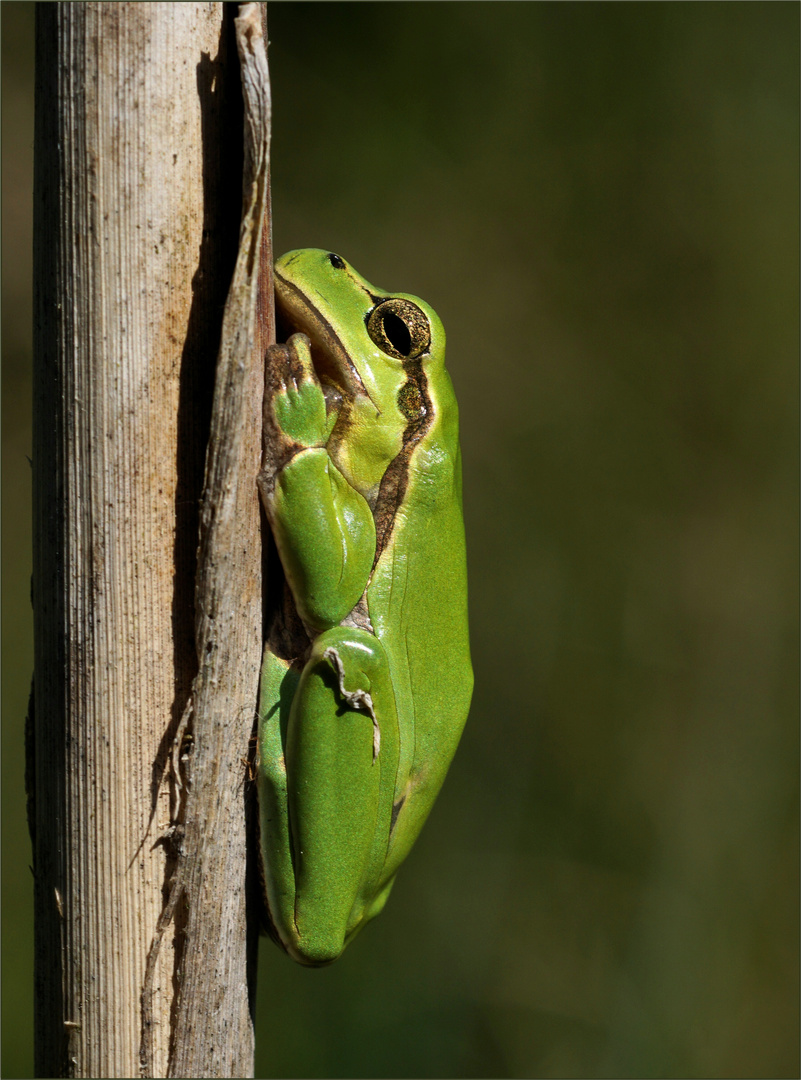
[371,358,434,567]
[389,794,406,834]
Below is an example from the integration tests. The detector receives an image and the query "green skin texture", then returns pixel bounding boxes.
[258,249,473,966]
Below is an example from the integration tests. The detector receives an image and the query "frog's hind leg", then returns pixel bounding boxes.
[257,645,301,953]
[286,627,400,965]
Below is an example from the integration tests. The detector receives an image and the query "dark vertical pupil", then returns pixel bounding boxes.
[382,312,412,356]
[328,253,346,269]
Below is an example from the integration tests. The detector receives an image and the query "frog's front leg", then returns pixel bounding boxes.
[257,333,376,631]
[258,629,400,966]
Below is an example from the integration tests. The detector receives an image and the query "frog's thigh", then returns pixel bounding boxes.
[287,627,400,965]
[272,451,376,629]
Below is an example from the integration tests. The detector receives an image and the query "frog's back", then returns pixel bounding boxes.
[366,369,473,874]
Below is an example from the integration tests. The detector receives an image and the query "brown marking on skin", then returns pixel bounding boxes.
[274,272,370,400]
[371,358,433,565]
[259,337,352,502]
[258,342,306,499]
[389,794,406,834]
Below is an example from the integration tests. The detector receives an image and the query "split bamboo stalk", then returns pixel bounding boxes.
[31,4,271,1075]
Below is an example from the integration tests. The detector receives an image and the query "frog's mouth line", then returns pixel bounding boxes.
[274,271,374,408]
[273,267,433,567]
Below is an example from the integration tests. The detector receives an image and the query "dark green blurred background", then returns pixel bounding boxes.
[3,3,798,1077]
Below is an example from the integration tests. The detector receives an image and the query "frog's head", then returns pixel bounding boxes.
[274,249,446,501]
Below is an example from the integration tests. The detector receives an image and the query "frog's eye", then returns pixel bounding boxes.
[367,299,431,360]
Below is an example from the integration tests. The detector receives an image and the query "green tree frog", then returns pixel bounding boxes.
[256,249,473,966]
